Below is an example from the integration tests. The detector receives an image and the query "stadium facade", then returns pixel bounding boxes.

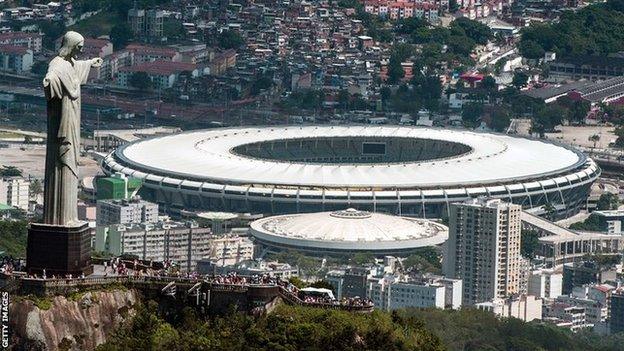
[101,126,600,218]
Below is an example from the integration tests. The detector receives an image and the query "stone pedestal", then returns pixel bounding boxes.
[26,221,93,276]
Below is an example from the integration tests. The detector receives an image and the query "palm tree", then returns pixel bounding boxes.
[542,202,556,221]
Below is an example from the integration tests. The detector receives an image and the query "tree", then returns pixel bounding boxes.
[31,61,48,77]
[451,18,492,45]
[518,39,545,60]
[387,54,404,84]
[521,230,540,258]
[337,89,350,110]
[542,202,557,221]
[480,76,497,92]
[589,134,600,149]
[489,109,511,132]
[0,166,22,177]
[38,20,66,50]
[217,30,245,50]
[596,192,619,210]
[288,276,306,289]
[129,72,151,91]
[461,102,484,127]
[110,23,133,49]
[29,179,43,200]
[512,71,529,89]
[351,252,375,265]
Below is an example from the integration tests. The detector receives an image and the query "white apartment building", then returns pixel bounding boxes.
[367,274,462,311]
[528,268,563,299]
[0,177,30,211]
[444,198,522,305]
[475,295,543,322]
[204,234,254,267]
[96,197,159,226]
[95,221,213,272]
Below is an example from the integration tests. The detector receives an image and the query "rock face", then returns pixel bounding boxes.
[9,289,138,351]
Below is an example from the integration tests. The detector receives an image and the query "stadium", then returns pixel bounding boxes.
[249,208,448,255]
[101,125,600,218]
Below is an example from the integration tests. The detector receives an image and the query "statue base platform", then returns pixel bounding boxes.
[26,221,93,277]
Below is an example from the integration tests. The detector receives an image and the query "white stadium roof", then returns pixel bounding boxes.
[114,126,585,188]
[249,208,448,252]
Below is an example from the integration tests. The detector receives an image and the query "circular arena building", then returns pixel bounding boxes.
[249,208,448,255]
[102,125,600,218]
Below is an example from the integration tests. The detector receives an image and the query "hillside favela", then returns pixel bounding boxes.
[2,0,624,350]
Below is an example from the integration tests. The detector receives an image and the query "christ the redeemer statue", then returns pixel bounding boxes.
[42,31,102,225]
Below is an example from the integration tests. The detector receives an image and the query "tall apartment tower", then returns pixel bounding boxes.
[444,198,522,305]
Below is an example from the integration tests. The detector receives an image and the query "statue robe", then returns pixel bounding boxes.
[43,56,91,226]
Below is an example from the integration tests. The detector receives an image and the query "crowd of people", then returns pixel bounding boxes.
[0,256,23,276]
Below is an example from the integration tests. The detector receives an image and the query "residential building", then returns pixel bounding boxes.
[544,303,590,331]
[610,288,624,334]
[444,198,522,305]
[96,197,158,226]
[94,221,212,271]
[528,268,563,299]
[367,274,462,310]
[128,8,165,41]
[117,61,199,89]
[591,210,624,234]
[0,32,42,53]
[343,267,371,298]
[562,261,618,295]
[202,233,255,267]
[0,45,33,72]
[475,295,543,322]
[0,177,30,211]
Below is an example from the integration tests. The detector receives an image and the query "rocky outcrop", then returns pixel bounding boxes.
[9,289,138,351]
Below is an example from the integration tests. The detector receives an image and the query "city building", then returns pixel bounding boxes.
[528,268,563,299]
[367,274,462,310]
[544,303,590,332]
[562,261,618,295]
[591,210,624,234]
[102,126,599,217]
[198,259,297,278]
[444,198,522,305]
[117,61,200,89]
[249,208,448,256]
[96,173,143,201]
[609,288,624,334]
[94,221,212,271]
[0,45,33,72]
[128,8,165,41]
[201,233,254,267]
[548,56,624,81]
[96,197,159,226]
[0,32,42,53]
[0,177,30,211]
[475,295,543,322]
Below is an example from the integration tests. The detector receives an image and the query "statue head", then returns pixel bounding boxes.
[58,31,84,59]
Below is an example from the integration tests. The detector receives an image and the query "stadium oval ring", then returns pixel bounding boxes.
[101,125,600,218]
[249,208,449,255]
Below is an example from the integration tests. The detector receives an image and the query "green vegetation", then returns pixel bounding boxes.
[217,30,245,50]
[0,165,23,177]
[519,0,624,59]
[570,213,603,232]
[402,247,441,274]
[97,303,443,351]
[0,219,28,257]
[97,302,624,351]
[407,307,624,351]
[596,192,620,210]
[28,295,53,310]
[521,230,540,259]
[129,72,152,91]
